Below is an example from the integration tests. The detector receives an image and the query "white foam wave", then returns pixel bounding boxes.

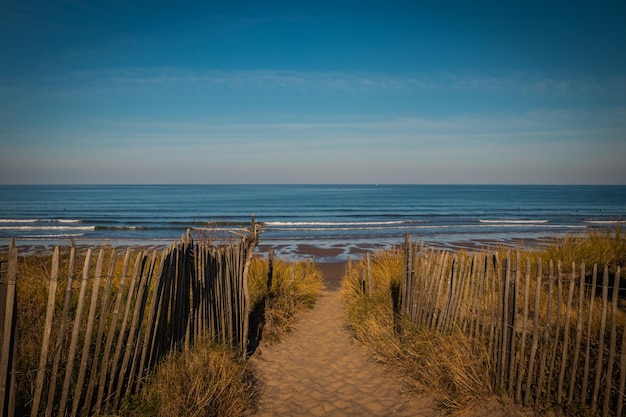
[479,219,549,224]
[0,219,39,223]
[0,226,95,231]
[0,218,81,223]
[25,233,86,238]
[265,221,414,227]
[585,220,622,225]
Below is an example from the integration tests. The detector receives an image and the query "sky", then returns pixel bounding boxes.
[1,0,625,184]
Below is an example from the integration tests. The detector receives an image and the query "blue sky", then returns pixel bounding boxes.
[1,0,625,184]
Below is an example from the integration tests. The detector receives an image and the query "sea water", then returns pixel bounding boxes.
[1,185,625,256]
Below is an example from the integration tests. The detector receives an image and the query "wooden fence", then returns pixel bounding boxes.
[0,220,261,417]
[395,237,625,416]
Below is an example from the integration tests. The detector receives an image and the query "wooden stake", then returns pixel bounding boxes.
[30,247,59,417]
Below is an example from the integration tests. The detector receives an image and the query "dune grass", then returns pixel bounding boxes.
[341,251,494,412]
[534,225,625,272]
[119,340,256,417]
[248,256,325,343]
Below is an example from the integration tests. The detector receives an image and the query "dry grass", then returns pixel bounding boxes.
[248,256,325,342]
[342,251,494,412]
[121,340,256,417]
[537,225,625,273]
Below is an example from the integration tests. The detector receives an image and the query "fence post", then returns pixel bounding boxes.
[267,249,274,291]
[0,240,17,417]
[30,247,60,417]
[500,256,511,391]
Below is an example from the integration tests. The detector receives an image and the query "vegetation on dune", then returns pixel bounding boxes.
[535,225,625,273]
[342,227,626,414]
[119,341,256,417]
[341,251,493,412]
[248,255,325,343]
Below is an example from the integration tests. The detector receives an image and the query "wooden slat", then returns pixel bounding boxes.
[557,262,576,403]
[465,255,481,337]
[536,260,553,403]
[30,247,59,417]
[59,249,92,416]
[45,246,76,417]
[508,253,520,395]
[107,250,143,403]
[430,251,449,330]
[515,257,531,403]
[568,263,586,403]
[419,250,437,327]
[453,255,472,331]
[591,266,609,412]
[603,266,620,416]
[137,251,167,392]
[113,251,148,403]
[71,249,105,417]
[491,254,502,390]
[581,264,598,406]
[500,256,511,391]
[616,270,626,417]
[437,256,456,332]
[524,259,542,405]
[545,261,562,402]
[476,256,488,343]
[84,249,117,414]
[96,249,131,409]
[125,251,157,396]
[0,239,17,417]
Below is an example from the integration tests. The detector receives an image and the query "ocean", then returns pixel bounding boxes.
[1,185,625,259]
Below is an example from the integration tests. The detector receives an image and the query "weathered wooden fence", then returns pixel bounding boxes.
[396,237,625,416]
[0,245,17,417]
[0,221,260,417]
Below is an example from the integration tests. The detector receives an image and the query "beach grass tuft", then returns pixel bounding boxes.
[120,340,256,417]
[341,251,494,412]
[536,224,625,272]
[248,256,325,343]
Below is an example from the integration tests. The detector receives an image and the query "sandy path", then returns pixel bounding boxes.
[249,266,441,416]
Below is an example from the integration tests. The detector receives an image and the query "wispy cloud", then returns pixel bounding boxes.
[4,68,622,97]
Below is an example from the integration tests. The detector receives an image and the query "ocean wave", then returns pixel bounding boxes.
[0,218,82,223]
[585,220,622,225]
[24,233,87,238]
[479,219,549,224]
[0,218,40,223]
[95,225,145,230]
[0,225,95,231]
[265,220,424,227]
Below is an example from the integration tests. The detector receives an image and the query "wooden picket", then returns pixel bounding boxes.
[0,239,17,417]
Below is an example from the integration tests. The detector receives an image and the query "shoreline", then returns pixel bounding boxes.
[1,235,555,260]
